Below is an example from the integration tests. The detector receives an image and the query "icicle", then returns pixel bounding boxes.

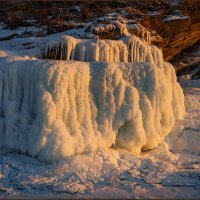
[44,35,159,65]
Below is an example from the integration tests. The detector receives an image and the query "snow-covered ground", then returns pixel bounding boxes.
[0,75,199,198]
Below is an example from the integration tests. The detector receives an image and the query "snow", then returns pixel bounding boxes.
[0,136,200,198]
[0,14,159,45]
[147,11,161,17]
[0,24,44,39]
[163,15,188,22]
[163,10,189,22]
[169,0,182,6]
[166,77,200,155]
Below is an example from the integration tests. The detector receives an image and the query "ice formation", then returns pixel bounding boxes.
[44,35,157,62]
[0,33,185,161]
[92,22,156,44]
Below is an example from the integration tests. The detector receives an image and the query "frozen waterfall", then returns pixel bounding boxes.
[0,51,185,161]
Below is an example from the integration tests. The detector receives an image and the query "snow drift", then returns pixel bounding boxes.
[0,54,184,161]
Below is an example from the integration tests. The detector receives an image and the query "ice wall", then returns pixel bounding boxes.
[0,57,185,161]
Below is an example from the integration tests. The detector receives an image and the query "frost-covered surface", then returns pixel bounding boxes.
[0,77,199,198]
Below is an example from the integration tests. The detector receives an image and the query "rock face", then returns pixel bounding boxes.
[161,22,200,61]
[156,21,200,61]
[140,0,200,61]
[192,70,200,80]
[170,39,200,73]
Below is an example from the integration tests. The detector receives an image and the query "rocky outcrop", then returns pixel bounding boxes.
[140,0,200,61]
[129,1,200,62]
[161,22,200,61]
[170,40,200,74]
[96,18,200,62]
[95,0,200,62]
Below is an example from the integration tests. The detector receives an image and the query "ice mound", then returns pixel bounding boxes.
[0,56,184,161]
